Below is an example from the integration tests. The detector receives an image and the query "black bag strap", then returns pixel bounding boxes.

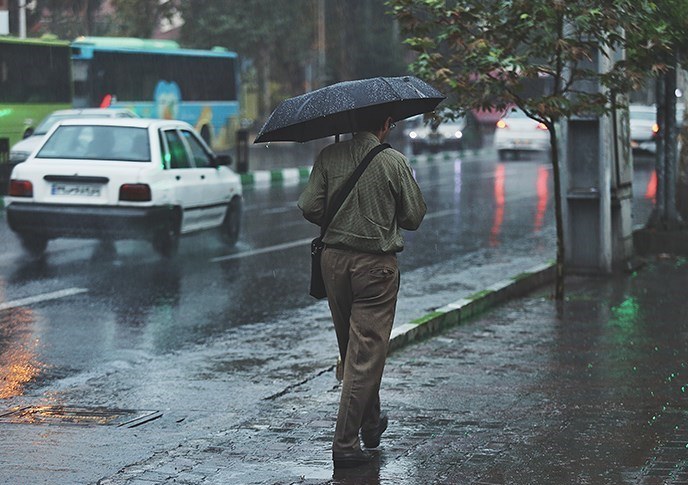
[321,142,390,236]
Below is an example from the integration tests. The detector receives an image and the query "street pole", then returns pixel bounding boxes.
[18,0,26,38]
[562,40,634,273]
[665,61,679,225]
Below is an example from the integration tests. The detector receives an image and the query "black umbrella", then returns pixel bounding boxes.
[254,76,445,143]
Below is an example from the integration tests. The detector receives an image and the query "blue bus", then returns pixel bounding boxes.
[70,37,240,152]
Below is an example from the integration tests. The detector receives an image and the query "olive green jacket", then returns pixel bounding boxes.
[298,132,426,254]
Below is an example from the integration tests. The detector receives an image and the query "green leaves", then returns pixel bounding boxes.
[389,0,686,123]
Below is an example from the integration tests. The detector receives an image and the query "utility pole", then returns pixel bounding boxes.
[316,0,326,88]
[561,40,634,273]
[18,0,26,38]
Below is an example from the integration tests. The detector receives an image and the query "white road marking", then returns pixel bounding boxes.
[0,287,88,311]
[211,237,314,263]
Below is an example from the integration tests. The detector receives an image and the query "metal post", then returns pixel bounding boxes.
[236,129,249,174]
[18,0,26,38]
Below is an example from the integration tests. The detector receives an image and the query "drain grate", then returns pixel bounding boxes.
[0,405,162,428]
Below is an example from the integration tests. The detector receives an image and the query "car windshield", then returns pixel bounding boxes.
[37,125,151,162]
[630,110,656,121]
[505,109,529,119]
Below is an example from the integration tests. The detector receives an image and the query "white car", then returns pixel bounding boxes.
[629,104,658,155]
[6,118,242,258]
[9,108,138,165]
[406,116,466,155]
[494,108,550,160]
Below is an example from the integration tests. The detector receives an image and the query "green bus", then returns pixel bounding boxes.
[0,36,72,162]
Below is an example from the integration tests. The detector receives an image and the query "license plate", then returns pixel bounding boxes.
[51,183,102,197]
[513,139,533,147]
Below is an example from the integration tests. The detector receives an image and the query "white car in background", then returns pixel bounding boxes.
[628,104,658,155]
[9,108,138,165]
[406,115,466,155]
[6,118,242,258]
[494,108,550,160]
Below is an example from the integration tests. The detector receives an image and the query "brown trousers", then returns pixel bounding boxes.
[321,247,399,453]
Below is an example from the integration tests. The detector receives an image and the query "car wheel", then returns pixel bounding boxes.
[219,197,242,247]
[152,218,180,258]
[20,234,48,257]
[498,149,510,161]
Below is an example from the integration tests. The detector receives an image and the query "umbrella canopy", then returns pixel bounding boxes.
[254,76,445,143]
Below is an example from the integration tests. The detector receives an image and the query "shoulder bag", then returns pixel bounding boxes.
[309,142,390,299]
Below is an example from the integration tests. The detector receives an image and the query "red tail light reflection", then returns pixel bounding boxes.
[490,164,506,247]
[646,170,657,201]
[534,166,549,232]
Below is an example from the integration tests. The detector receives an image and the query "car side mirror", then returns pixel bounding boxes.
[23,128,34,139]
[214,154,233,167]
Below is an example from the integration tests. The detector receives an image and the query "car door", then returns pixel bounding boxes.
[178,129,228,229]
[160,128,205,233]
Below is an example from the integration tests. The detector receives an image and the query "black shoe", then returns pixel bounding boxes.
[332,449,375,468]
[361,413,388,449]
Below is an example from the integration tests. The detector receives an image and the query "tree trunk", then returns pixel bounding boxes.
[664,60,679,225]
[549,124,565,300]
[653,76,667,225]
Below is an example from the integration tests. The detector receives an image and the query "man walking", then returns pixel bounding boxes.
[298,113,426,468]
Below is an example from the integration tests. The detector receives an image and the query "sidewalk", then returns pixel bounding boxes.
[84,255,688,485]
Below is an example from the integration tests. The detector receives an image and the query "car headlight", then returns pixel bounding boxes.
[9,151,30,164]
[409,131,418,139]
[454,130,463,139]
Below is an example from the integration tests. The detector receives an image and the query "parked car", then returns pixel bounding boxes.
[6,118,242,258]
[9,108,138,165]
[494,108,549,160]
[406,115,466,155]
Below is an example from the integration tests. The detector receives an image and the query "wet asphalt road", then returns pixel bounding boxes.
[0,147,664,485]
[0,151,655,401]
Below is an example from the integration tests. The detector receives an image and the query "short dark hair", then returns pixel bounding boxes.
[356,110,391,133]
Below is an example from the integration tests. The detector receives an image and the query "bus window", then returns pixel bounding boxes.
[0,38,72,149]
[71,37,240,151]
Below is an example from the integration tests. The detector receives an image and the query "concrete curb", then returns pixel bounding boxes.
[388,261,556,354]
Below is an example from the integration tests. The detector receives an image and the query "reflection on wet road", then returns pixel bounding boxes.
[0,152,656,399]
